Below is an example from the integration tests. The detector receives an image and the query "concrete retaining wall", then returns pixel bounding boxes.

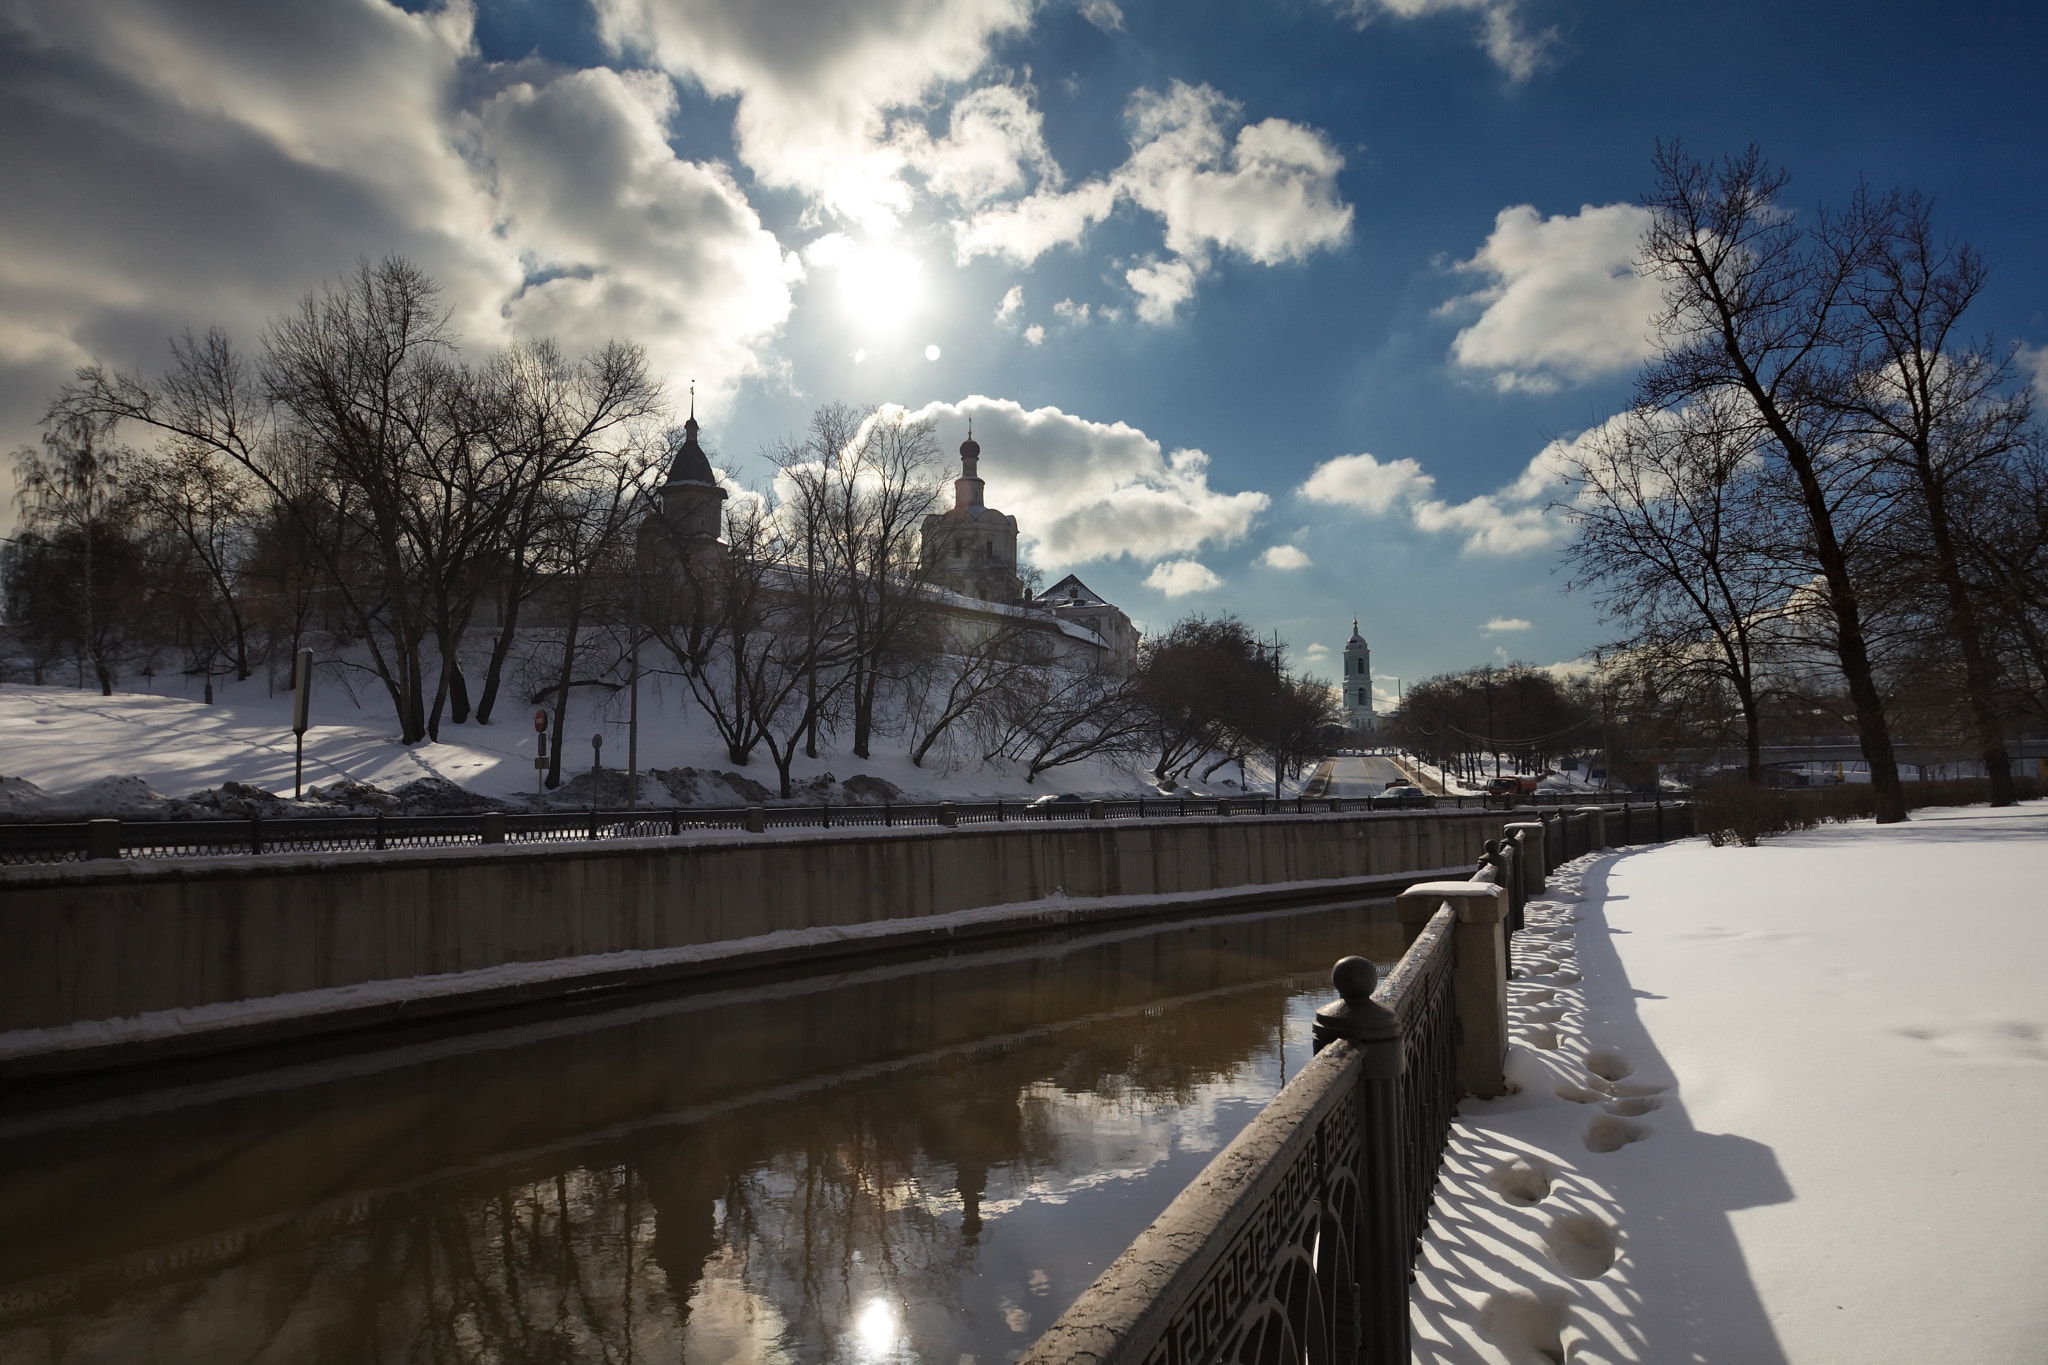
[0,809,1511,1041]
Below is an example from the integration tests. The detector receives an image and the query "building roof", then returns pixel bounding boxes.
[1347,618,1368,648]
[1040,574,1109,606]
[663,415,717,487]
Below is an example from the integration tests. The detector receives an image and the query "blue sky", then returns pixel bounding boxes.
[3,0,2044,702]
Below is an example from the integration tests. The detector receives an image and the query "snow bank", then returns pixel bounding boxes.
[1412,801,2048,1363]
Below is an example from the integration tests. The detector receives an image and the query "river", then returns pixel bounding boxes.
[0,899,1404,1365]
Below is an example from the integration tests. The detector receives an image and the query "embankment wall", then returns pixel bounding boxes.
[0,809,1513,1044]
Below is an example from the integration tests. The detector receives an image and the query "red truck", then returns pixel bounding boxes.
[1484,775,1543,796]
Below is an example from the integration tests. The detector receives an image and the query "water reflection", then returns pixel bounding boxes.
[0,903,1402,1364]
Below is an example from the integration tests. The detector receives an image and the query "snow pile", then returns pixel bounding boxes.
[1412,802,2048,1363]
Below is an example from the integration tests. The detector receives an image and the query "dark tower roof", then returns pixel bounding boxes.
[664,414,716,487]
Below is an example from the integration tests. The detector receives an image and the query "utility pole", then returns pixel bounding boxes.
[627,552,641,812]
[1261,630,1277,802]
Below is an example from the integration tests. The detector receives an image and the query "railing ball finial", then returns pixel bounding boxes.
[1332,954,1378,1000]
[1315,954,1399,1054]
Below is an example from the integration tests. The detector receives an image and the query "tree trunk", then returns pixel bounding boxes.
[1917,464,2015,804]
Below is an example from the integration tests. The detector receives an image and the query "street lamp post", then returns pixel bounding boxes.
[291,648,313,798]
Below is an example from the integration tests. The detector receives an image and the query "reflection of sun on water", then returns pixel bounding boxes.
[855,1297,897,1355]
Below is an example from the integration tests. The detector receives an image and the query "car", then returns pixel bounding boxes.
[1026,793,1088,809]
[1373,782,1431,810]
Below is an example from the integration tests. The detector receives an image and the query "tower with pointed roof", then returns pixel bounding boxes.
[1342,619,1374,730]
[657,392,727,549]
[921,424,1022,604]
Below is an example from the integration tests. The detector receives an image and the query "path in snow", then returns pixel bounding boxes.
[1411,801,2048,1364]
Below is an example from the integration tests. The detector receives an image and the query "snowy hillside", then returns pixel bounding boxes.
[0,672,1248,816]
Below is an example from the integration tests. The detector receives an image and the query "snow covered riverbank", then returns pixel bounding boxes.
[1412,801,2048,1364]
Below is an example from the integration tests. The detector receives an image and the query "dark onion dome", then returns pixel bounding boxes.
[959,434,980,461]
[664,415,717,487]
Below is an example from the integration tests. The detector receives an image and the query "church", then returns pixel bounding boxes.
[653,416,1138,672]
[919,426,1139,670]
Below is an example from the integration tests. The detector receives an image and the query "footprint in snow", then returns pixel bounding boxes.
[1477,1291,1568,1364]
[1581,1050,1632,1082]
[1486,1155,1553,1205]
[1521,1005,1565,1024]
[1516,987,1556,1004]
[1583,1114,1650,1153]
[1542,1214,1619,1278]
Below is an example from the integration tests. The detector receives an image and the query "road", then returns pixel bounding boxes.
[1321,753,1407,797]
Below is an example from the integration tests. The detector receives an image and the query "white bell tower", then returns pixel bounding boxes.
[1341,619,1374,731]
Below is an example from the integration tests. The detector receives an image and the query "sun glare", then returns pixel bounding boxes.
[810,234,926,333]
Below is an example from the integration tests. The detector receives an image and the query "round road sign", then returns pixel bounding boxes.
[533,708,547,733]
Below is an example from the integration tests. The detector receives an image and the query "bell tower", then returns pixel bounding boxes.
[1342,619,1374,731]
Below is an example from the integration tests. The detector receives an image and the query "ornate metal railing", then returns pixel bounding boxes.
[0,797,1615,868]
[1018,906,1459,1365]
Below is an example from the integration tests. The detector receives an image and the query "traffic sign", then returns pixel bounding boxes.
[533,708,547,733]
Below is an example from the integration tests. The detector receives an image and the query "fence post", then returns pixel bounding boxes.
[1088,799,1106,820]
[86,818,121,861]
[938,802,958,828]
[1502,822,1546,897]
[670,807,681,836]
[1311,956,1410,1365]
[375,812,387,851]
[587,806,599,841]
[480,812,506,845]
[745,806,766,834]
[822,801,832,830]
[250,814,263,856]
[1396,881,1510,1098]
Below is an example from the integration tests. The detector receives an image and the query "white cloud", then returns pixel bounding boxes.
[481,68,796,399]
[956,82,1351,322]
[901,396,1270,568]
[1321,0,1555,81]
[1305,641,1331,660]
[1127,257,1200,324]
[994,283,1024,325]
[899,82,1060,209]
[1410,493,1561,555]
[1299,440,1577,555]
[1261,544,1312,569]
[1077,0,1125,31]
[1023,323,1045,346]
[1299,452,1434,513]
[1444,203,1662,392]
[2019,343,2048,393]
[595,0,1035,233]
[1054,297,1091,324]
[0,0,806,525]
[1146,559,1222,597]
[1483,617,1532,632]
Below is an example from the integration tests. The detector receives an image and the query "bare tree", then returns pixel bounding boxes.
[1556,394,1795,782]
[1845,196,2033,804]
[9,415,138,694]
[1638,144,1909,820]
[904,615,1053,768]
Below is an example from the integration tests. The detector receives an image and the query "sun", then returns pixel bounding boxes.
[808,234,927,333]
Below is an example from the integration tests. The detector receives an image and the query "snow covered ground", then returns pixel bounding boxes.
[0,673,1242,813]
[1412,801,2048,1364]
